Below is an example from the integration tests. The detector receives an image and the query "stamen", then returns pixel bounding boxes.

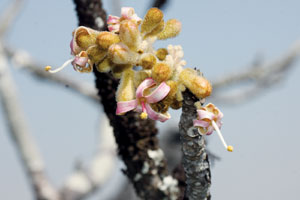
[140,101,148,119]
[44,59,73,73]
[211,120,233,152]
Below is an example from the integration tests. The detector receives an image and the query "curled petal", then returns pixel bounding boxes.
[206,126,214,135]
[193,119,209,128]
[107,15,120,24]
[116,99,138,115]
[145,82,170,103]
[72,56,88,68]
[197,109,215,120]
[136,78,156,99]
[145,103,170,122]
[121,7,135,18]
[108,24,120,32]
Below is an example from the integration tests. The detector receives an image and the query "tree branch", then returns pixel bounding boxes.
[179,90,211,200]
[0,43,59,200]
[151,0,169,10]
[4,46,99,103]
[60,116,118,200]
[72,0,179,199]
[211,40,300,104]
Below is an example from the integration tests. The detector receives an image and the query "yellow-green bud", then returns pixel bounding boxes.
[116,68,135,102]
[140,53,157,69]
[179,68,212,98]
[141,8,164,34]
[108,43,136,64]
[119,20,140,50]
[157,19,181,40]
[156,48,168,61]
[96,57,112,73]
[86,45,106,64]
[96,31,120,50]
[152,62,173,82]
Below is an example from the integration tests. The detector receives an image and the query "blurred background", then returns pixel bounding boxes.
[0,0,300,199]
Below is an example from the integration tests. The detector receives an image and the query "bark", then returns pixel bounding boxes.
[179,90,211,200]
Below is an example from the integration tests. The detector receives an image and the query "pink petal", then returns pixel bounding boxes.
[136,78,156,99]
[108,24,120,32]
[121,7,135,19]
[116,99,138,115]
[193,119,210,128]
[107,15,120,24]
[131,14,142,23]
[72,56,88,67]
[206,126,214,135]
[145,82,170,103]
[197,110,215,120]
[145,103,170,122]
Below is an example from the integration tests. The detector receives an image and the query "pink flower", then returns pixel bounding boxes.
[193,103,223,135]
[116,78,171,122]
[193,103,233,152]
[107,7,142,33]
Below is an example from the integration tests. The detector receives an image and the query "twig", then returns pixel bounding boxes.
[0,42,59,200]
[72,0,180,199]
[0,0,23,38]
[211,40,300,104]
[60,116,117,200]
[179,90,211,200]
[0,1,58,199]
[151,0,169,10]
[4,46,99,103]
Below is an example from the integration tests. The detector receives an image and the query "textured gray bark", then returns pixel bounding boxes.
[179,90,211,200]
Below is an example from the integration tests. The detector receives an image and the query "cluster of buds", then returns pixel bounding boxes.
[45,7,232,152]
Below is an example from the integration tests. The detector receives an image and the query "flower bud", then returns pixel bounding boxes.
[119,20,141,50]
[179,68,212,98]
[156,48,168,61]
[134,70,150,88]
[74,26,99,51]
[108,43,136,64]
[112,64,132,79]
[116,68,135,102]
[86,45,106,64]
[141,8,164,34]
[144,20,164,38]
[157,19,181,40]
[152,63,173,82]
[96,57,113,73]
[140,53,157,69]
[96,32,120,50]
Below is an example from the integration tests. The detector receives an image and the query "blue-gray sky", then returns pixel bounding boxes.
[0,0,300,199]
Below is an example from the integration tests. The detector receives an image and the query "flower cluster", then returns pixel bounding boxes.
[46,7,232,151]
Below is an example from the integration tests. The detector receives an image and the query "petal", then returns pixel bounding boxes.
[136,78,156,99]
[206,126,214,135]
[72,56,88,67]
[145,103,170,122]
[108,24,120,32]
[107,15,120,24]
[197,110,215,120]
[121,7,135,18]
[193,119,210,128]
[116,99,138,115]
[131,14,142,23]
[145,82,170,103]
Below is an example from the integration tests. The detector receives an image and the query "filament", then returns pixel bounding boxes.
[211,120,233,152]
[45,59,73,73]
